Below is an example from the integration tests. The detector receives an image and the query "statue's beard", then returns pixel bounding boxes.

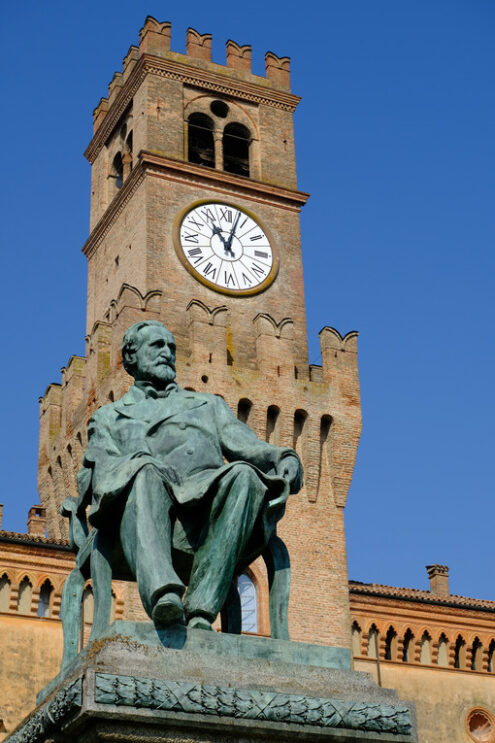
[149,363,176,386]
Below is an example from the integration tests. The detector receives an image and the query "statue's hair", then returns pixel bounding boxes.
[121,320,172,375]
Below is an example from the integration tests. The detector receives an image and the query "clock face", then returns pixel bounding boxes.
[176,202,277,295]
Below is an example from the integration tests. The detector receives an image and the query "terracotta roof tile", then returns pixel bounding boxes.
[349,580,495,611]
[0,530,70,549]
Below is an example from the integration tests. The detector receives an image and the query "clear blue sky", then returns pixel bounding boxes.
[1,1,494,600]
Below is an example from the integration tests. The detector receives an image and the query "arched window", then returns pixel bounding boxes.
[437,633,449,667]
[0,574,11,612]
[266,405,280,444]
[488,640,495,672]
[37,580,53,618]
[293,409,308,454]
[112,152,123,189]
[126,130,133,156]
[419,631,432,664]
[223,123,250,177]
[317,415,332,499]
[367,625,379,659]
[188,113,214,168]
[237,398,252,424]
[237,573,258,633]
[454,634,467,669]
[471,637,483,671]
[17,576,32,614]
[402,628,415,662]
[351,621,362,657]
[81,585,94,649]
[385,626,398,661]
[82,585,94,625]
[320,415,332,446]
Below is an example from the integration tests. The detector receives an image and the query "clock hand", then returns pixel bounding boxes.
[211,222,228,248]
[225,211,241,253]
[211,221,235,257]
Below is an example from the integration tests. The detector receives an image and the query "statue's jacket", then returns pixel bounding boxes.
[77,384,303,546]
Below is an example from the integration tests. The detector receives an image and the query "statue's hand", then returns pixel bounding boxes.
[276,456,302,494]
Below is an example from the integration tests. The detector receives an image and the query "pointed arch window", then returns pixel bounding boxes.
[367,625,379,659]
[402,628,415,662]
[351,621,362,657]
[419,631,432,664]
[454,634,467,669]
[471,637,483,671]
[0,574,11,612]
[487,640,495,672]
[223,123,250,177]
[37,580,53,618]
[188,113,215,168]
[437,633,449,667]
[80,584,94,649]
[82,584,94,625]
[17,576,32,614]
[385,626,398,661]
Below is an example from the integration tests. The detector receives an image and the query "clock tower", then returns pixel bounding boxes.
[38,18,362,651]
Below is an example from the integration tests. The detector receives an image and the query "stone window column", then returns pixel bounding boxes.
[431,638,440,665]
[214,131,223,171]
[378,633,387,662]
[481,647,491,672]
[122,152,133,181]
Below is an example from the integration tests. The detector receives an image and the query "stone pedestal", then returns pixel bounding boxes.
[7,622,417,743]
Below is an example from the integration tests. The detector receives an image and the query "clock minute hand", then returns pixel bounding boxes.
[225,211,241,253]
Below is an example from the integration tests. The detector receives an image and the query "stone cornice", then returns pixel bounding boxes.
[82,151,309,260]
[84,54,301,164]
[142,150,309,208]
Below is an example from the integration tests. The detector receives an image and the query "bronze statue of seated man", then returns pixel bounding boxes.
[76,320,303,631]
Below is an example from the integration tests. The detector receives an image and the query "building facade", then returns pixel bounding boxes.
[0,18,494,743]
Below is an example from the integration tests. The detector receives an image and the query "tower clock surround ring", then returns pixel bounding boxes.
[173,200,279,297]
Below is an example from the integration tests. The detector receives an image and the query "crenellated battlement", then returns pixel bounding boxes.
[90,16,295,141]
[38,281,361,552]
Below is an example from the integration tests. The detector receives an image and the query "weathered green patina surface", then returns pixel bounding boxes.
[60,320,302,653]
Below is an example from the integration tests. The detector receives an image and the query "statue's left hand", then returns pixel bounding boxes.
[276,456,302,494]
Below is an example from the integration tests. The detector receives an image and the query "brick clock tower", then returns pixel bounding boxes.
[38,18,362,651]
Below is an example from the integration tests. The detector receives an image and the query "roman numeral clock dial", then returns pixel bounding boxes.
[175,202,278,296]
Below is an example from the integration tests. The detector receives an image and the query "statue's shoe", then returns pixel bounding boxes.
[187,615,214,631]
[152,593,185,625]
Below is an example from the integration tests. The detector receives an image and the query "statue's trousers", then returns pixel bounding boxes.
[119,462,267,620]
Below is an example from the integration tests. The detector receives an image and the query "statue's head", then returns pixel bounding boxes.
[122,321,176,387]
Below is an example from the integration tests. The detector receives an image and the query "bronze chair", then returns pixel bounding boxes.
[59,496,291,672]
